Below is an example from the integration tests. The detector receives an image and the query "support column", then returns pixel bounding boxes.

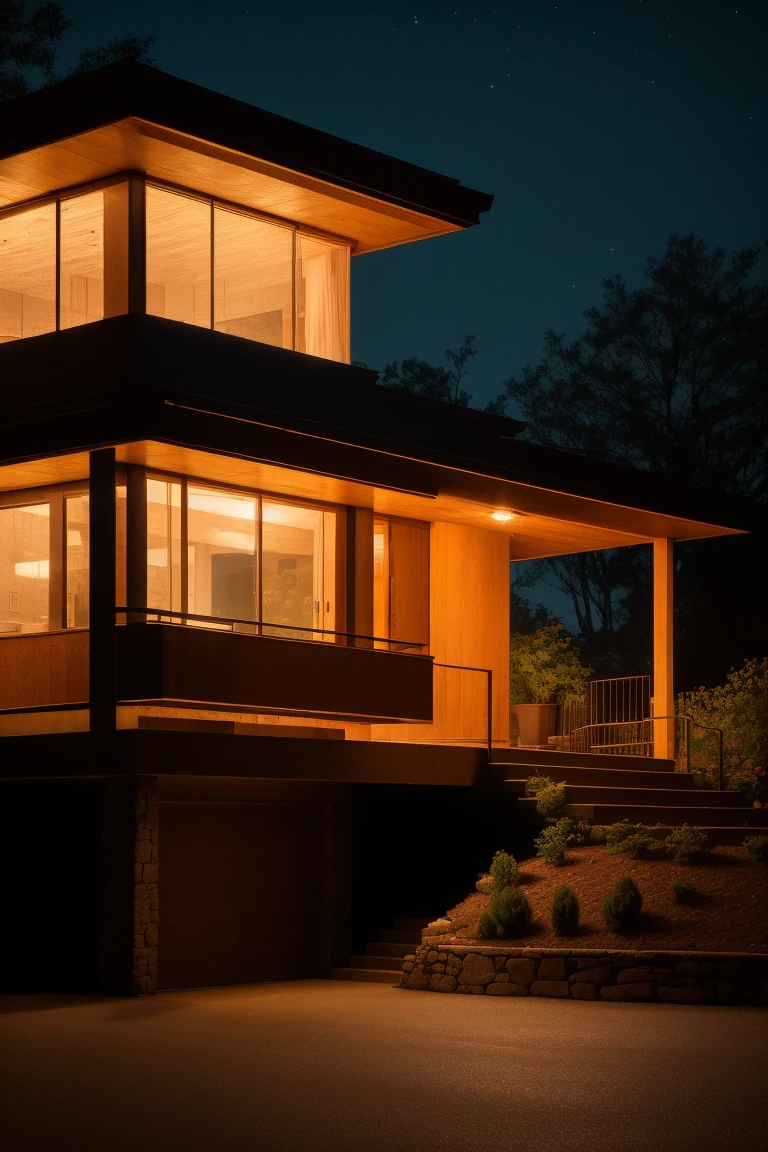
[89,448,117,734]
[103,175,145,319]
[126,464,147,619]
[346,507,373,646]
[653,537,675,760]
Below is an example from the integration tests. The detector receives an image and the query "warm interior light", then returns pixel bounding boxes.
[491,510,515,522]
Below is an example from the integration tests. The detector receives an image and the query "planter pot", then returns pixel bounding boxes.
[511,703,559,748]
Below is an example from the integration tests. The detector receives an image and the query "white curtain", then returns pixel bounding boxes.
[299,236,350,363]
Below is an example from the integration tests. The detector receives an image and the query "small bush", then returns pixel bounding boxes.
[475,875,494,894]
[589,824,608,844]
[536,781,568,817]
[602,876,643,932]
[535,817,574,866]
[671,880,698,904]
[551,884,580,935]
[477,910,498,938]
[744,834,768,863]
[526,774,554,797]
[664,825,708,864]
[489,849,520,891]
[489,886,533,938]
[570,819,599,846]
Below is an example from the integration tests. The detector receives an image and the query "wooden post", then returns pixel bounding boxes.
[89,448,117,734]
[126,465,147,619]
[653,537,675,760]
[346,508,373,646]
[103,176,145,319]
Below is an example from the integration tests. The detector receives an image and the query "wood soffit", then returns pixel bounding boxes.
[0,63,492,253]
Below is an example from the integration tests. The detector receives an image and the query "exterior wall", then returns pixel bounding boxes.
[374,522,510,746]
[0,631,88,710]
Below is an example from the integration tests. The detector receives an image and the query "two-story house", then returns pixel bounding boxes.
[0,62,755,996]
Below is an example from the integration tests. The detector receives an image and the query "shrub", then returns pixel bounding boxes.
[489,886,533,938]
[680,658,768,791]
[602,876,643,932]
[535,817,574,866]
[671,880,698,904]
[510,623,592,705]
[551,884,580,935]
[589,824,608,844]
[744,835,768,863]
[477,910,498,938]
[536,782,568,818]
[664,825,708,864]
[489,849,520,891]
[475,875,494,894]
[605,821,663,859]
[526,774,554,797]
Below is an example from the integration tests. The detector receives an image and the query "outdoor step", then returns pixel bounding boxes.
[349,954,404,971]
[393,918,432,932]
[330,968,399,984]
[379,929,423,945]
[491,748,676,772]
[365,941,414,958]
[566,803,768,828]
[505,766,698,789]
[513,786,742,808]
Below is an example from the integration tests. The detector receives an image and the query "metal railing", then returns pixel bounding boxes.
[569,713,724,781]
[562,674,651,739]
[432,662,493,757]
[114,607,428,653]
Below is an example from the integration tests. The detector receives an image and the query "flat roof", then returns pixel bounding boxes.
[0,61,493,253]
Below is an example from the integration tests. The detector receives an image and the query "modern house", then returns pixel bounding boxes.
[0,62,761,996]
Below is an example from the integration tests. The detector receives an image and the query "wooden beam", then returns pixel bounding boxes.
[653,537,675,760]
[346,507,373,646]
[89,448,117,733]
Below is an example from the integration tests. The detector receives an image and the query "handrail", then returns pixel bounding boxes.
[569,720,653,757]
[652,714,724,790]
[114,607,428,652]
[433,661,493,758]
[570,715,724,788]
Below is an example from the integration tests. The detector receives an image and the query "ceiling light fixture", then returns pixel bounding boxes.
[491,510,516,522]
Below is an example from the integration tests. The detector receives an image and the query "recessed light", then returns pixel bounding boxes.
[491,510,515,522]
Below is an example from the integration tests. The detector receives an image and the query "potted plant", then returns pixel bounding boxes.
[510,623,591,748]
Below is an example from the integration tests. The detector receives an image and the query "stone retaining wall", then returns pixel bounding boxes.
[401,944,768,1005]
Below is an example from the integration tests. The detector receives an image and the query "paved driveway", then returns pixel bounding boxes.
[2,982,765,1151]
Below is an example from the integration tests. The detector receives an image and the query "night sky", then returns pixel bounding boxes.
[56,1,768,413]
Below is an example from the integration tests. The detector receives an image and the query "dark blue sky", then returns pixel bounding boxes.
[58,1,767,413]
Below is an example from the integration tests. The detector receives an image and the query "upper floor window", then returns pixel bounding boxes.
[0,502,50,632]
[145,185,350,362]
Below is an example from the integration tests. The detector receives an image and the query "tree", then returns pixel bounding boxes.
[494,235,768,684]
[380,333,477,406]
[1,0,154,100]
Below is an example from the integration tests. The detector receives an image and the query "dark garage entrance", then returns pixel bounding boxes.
[160,802,325,989]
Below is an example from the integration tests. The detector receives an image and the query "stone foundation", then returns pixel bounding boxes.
[400,944,768,1005]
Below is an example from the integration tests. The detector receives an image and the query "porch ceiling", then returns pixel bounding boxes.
[0,442,744,561]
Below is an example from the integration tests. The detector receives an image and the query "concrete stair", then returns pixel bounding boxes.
[331,918,427,984]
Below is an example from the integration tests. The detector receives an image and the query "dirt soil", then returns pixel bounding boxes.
[443,846,768,953]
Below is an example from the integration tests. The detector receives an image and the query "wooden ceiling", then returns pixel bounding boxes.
[0,118,464,255]
[0,443,743,562]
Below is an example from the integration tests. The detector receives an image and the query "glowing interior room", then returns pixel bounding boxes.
[0,61,750,997]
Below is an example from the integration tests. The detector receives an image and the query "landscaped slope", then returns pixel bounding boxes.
[435,846,768,953]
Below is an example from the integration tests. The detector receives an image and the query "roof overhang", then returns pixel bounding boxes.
[0,61,493,253]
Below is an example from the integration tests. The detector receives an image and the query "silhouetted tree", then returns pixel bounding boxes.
[493,235,768,685]
[1,0,154,99]
[380,334,477,406]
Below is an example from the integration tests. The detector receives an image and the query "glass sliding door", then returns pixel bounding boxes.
[0,503,50,632]
[187,486,257,627]
[146,478,182,618]
[261,501,331,640]
[65,494,90,627]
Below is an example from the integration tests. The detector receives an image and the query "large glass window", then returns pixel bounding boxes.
[145,187,211,327]
[187,486,257,626]
[59,191,104,330]
[146,479,183,616]
[214,208,293,348]
[65,495,90,627]
[0,503,50,633]
[262,501,329,640]
[0,205,56,343]
[296,234,350,362]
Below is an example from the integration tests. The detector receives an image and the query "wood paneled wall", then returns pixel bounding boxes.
[0,630,88,710]
[374,522,510,746]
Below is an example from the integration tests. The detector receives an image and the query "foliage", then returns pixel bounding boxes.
[477,910,498,939]
[489,849,520,892]
[671,880,698,904]
[681,659,768,799]
[475,875,494,894]
[379,334,476,407]
[488,886,533,938]
[534,817,574,866]
[588,824,608,845]
[497,236,768,682]
[1,1,154,100]
[605,820,660,859]
[510,623,592,705]
[664,825,708,864]
[525,775,553,797]
[602,877,643,932]
[744,835,768,864]
[551,885,580,935]
[536,782,568,818]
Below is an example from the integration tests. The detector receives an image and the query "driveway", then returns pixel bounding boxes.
[1,981,765,1151]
